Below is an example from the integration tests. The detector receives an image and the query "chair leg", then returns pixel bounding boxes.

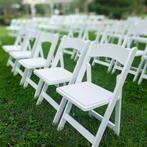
[20,68,28,85]
[133,59,144,82]
[12,60,18,73]
[23,70,32,88]
[53,98,67,124]
[34,79,44,98]
[14,62,21,76]
[57,101,72,130]
[92,100,117,147]
[7,56,12,66]
[138,62,147,84]
[92,58,96,66]
[36,83,48,105]
[114,98,122,135]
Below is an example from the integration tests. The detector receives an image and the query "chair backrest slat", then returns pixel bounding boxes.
[89,43,130,65]
[52,37,89,69]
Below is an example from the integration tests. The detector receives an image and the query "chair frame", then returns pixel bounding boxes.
[7,29,39,75]
[15,32,59,86]
[34,37,89,116]
[54,43,136,147]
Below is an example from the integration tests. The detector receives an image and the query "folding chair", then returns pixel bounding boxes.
[16,32,59,86]
[2,29,26,53]
[7,29,39,75]
[33,37,89,114]
[55,43,136,147]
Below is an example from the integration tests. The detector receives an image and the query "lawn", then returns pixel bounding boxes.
[0,26,147,146]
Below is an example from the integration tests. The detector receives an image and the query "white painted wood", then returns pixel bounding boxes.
[57,43,136,146]
[34,37,89,124]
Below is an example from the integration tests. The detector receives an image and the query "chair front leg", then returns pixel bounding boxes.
[57,101,73,130]
[53,98,67,124]
[36,83,48,105]
[34,79,44,98]
[12,60,18,73]
[133,59,144,82]
[14,62,21,76]
[23,69,32,88]
[20,68,28,85]
[92,100,117,147]
[7,56,12,66]
[114,97,122,135]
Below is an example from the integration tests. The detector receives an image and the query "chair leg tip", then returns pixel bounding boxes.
[52,122,57,126]
[57,127,63,131]
[34,96,38,99]
[36,101,41,106]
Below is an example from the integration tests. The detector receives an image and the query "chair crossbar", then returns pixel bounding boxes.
[113,65,138,75]
[64,113,95,144]
[17,68,23,76]
[42,91,59,110]
[63,50,73,55]
[89,110,115,131]
[94,60,111,67]
[27,78,38,89]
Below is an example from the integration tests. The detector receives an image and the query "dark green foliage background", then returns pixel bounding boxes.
[89,0,146,18]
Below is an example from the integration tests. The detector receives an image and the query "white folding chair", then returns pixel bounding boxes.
[55,43,136,147]
[16,32,59,86]
[2,28,27,53]
[33,37,89,114]
[7,29,39,75]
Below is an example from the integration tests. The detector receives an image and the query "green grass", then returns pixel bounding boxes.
[0,26,147,146]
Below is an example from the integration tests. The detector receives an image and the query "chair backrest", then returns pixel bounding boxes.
[76,43,136,99]
[51,37,90,72]
[96,30,125,47]
[14,28,26,46]
[31,31,59,67]
[83,23,105,41]
[20,28,38,51]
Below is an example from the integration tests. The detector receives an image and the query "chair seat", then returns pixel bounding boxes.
[10,51,32,59]
[57,82,112,111]
[19,58,47,69]
[136,50,144,56]
[3,45,21,52]
[34,67,73,85]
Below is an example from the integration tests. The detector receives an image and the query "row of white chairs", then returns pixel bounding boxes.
[6,17,147,84]
[7,15,105,37]
[2,27,137,146]
[7,15,147,38]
